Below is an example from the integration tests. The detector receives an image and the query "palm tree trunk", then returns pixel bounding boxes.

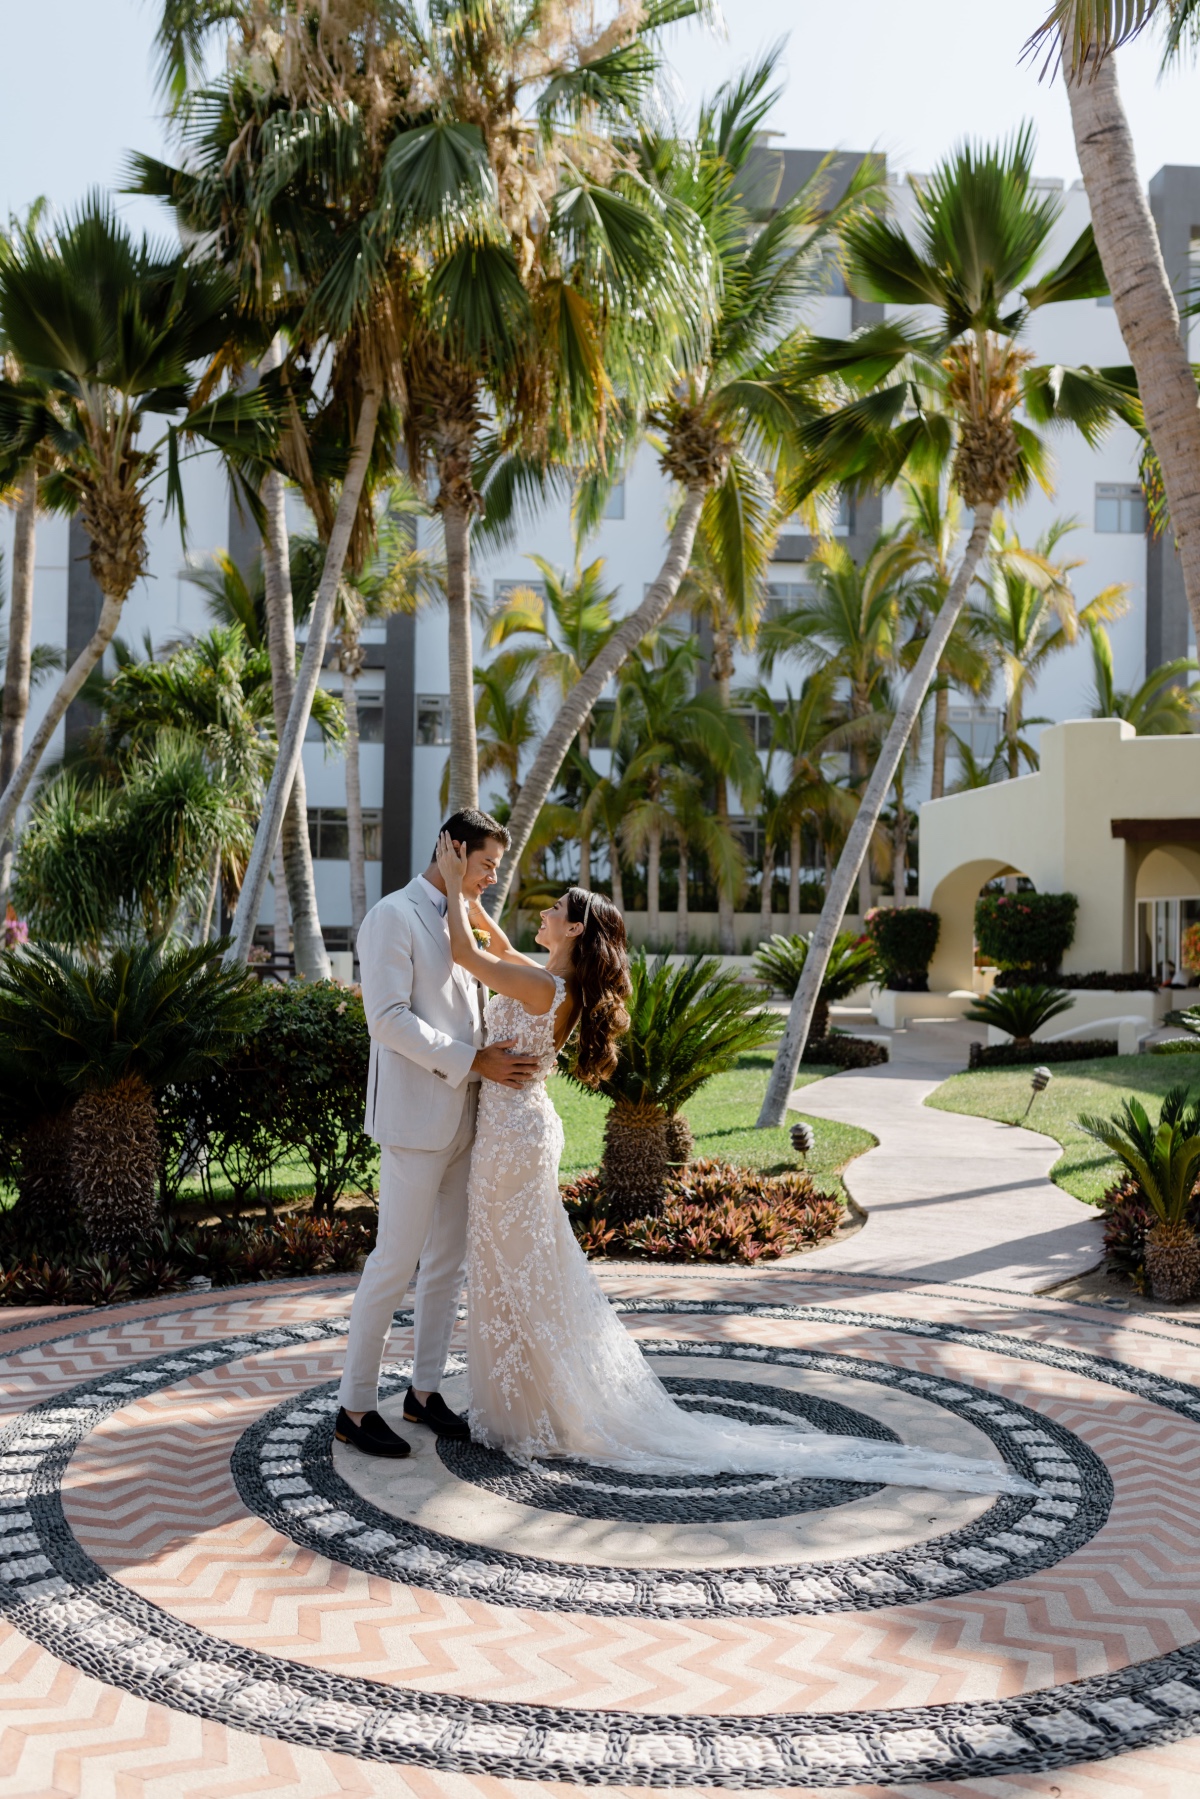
[578,724,592,889]
[676,837,690,951]
[1065,44,1200,638]
[930,682,949,801]
[198,848,221,944]
[857,852,872,920]
[227,388,381,970]
[273,836,291,954]
[0,465,36,901]
[758,502,995,1126]
[892,802,908,902]
[789,820,801,933]
[760,835,773,939]
[609,835,624,911]
[261,466,328,981]
[647,823,661,946]
[0,588,125,849]
[442,499,479,812]
[342,649,368,944]
[488,483,708,912]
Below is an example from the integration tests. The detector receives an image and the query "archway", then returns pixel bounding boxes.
[927,857,1022,993]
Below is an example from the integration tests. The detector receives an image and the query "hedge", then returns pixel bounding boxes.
[967,1037,1116,1069]
[974,892,1078,973]
[994,968,1156,992]
[804,1033,889,1069]
[865,907,940,991]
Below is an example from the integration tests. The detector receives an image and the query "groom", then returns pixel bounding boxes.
[336,807,539,1458]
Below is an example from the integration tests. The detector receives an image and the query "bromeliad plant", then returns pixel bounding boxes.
[561,953,783,1222]
[1079,1086,1200,1302]
[964,983,1075,1049]
[0,940,260,1251]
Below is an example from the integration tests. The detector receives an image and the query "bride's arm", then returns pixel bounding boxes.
[466,895,541,968]
[437,833,558,1015]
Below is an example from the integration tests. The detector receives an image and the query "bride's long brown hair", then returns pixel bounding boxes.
[564,888,631,1086]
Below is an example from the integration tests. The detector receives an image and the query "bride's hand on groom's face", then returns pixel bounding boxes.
[436,830,468,889]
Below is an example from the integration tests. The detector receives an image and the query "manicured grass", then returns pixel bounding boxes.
[926,1055,1200,1205]
[549,1053,875,1198]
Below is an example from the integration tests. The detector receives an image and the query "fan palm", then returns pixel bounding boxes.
[1088,621,1200,732]
[974,517,1129,777]
[489,48,882,911]
[0,938,259,1249]
[564,951,783,1219]
[758,125,1139,1125]
[0,199,275,860]
[1027,4,1200,637]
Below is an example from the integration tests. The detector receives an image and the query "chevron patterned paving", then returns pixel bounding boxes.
[2,1273,1200,1793]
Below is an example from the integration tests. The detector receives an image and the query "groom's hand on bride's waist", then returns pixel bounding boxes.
[472,1039,539,1087]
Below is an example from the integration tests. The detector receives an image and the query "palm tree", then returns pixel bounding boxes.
[751,675,858,933]
[485,557,617,889]
[758,126,1138,1125]
[489,50,881,912]
[662,767,746,952]
[1088,621,1200,732]
[1028,4,1200,636]
[0,544,62,902]
[973,517,1129,777]
[0,200,274,862]
[616,637,760,947]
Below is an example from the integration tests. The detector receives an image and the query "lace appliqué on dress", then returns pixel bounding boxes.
[464,974,1033,1497]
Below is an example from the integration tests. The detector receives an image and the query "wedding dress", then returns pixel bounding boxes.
[464,978,1033,1497]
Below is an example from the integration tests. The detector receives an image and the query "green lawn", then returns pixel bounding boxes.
[926,1055,1200,1205]
[549,1053,876,1198]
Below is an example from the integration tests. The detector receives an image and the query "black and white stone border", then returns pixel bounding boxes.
[0,1302,1198,1784]
[232,1341,1107,1618]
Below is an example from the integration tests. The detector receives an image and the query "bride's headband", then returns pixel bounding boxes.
[579,889,597,931]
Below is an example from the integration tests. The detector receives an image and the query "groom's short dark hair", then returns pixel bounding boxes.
[438,808,511,855]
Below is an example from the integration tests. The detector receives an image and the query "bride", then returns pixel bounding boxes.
[435,834,1032,1498]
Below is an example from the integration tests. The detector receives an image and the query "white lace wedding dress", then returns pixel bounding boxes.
[464,978,1032,1497]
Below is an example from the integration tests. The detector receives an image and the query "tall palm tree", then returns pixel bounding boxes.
[1088,620,1200,731]
[760,533,914,915]
[0,200,274,863]
[1028,4,1200,636]
[758,125,1138,1126]
[751,675,861,934]
[443,648,542,922]
[662,766,746,952]
[486,557,617,888]
[489,50,881,912]
[973,516,1129,777]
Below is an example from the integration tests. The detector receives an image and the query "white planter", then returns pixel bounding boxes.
[871,989,976,1028]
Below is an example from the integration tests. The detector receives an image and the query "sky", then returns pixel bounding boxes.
[3,1,1200,240]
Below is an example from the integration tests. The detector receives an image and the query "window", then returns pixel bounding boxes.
[308,808,382,861]
[731,707,776,751]
[493,578,546,606]
[1095,481,1145,534]
[356,692,384,743]
[416,694,451,745]
[947,705,1003,763]
[766,580,815,619]
[603,480,625,520]
[590,698,616,748]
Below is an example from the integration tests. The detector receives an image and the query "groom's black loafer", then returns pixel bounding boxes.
[403,1388,471,1441]
[334,1407,411,1458]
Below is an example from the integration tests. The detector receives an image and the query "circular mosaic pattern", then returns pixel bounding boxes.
[436,1376,901,1522]
[6,1298,1200,1786]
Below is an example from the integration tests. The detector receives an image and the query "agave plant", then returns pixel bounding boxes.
[1079,1086,1200,1302]
[964,984,1075,1050]
[0,941,260,1250]
[563,954,782,1222]
[753,933,878,1041]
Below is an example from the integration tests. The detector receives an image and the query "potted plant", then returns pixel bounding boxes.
[1080,1086,1200,1303]
[974,891,1078,977]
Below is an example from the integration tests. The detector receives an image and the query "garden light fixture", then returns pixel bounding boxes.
[790,1121,814,1167]
[1020,1065,1053,1122]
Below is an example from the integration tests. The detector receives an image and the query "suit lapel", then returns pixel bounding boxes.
[407,880,477,1015]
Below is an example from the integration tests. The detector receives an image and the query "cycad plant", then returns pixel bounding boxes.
[758,125,1140,1126]
[1079,1085,1200,1301]
[564,953,782,1221]
[0,941,259,1249]
[753,931,878,1042]
[964,983,1075,1050]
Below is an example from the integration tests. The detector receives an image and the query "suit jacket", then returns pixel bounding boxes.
[358,879,486,1149]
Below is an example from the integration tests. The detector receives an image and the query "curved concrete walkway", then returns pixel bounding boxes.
[792,1016,1105,1293]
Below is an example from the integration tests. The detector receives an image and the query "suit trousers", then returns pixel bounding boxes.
[338,1085,477,1412]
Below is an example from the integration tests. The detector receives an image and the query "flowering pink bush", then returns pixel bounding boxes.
[2,909,28,951]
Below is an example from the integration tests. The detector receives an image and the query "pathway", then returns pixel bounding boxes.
[792,1015,1105,1292]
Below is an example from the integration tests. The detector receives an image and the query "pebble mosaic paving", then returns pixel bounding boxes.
[2,1271,1200,1796]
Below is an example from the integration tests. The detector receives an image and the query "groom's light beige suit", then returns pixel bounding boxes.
[338,876,486,1412]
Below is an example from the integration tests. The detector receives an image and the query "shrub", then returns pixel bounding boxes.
[1101,1176,1155,1285]
[560,1158,843,1263]
[753,932,878,1036]
[864,907,940,991]
[1151,1039,1200,1057]
[964,983,1075,1047]
[1080,1085,1200,1300]
[968,1038,1117,1068]
[995,968,1157,992]
[974,891,1078,973]
[803,1033,889,1069]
